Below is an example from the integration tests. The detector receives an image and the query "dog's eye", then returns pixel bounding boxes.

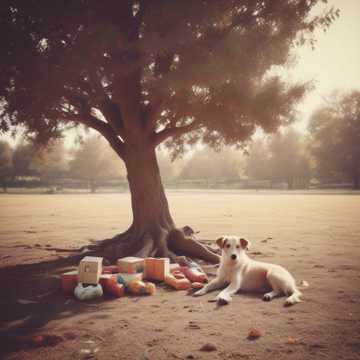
[226,244,231,249]
[236,245,240,249]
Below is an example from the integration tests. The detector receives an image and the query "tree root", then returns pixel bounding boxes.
[34,225,220,266]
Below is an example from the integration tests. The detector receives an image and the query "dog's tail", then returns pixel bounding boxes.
[297,280,309,290]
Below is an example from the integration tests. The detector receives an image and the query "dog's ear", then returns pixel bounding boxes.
[240,238,250,250]
[216,236,225,249]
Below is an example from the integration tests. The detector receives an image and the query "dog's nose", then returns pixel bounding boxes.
[231,254,237,260]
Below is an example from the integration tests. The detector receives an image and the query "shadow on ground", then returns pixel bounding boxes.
[0,255,116,356]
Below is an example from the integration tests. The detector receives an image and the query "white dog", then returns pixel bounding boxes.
[194,235,303,306]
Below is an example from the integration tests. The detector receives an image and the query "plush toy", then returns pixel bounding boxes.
[74,283,103,301]
[127,280,156,295]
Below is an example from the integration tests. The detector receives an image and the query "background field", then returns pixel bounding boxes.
[0,191,360,359]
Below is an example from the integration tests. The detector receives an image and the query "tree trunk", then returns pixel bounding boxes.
[101,144,220,264]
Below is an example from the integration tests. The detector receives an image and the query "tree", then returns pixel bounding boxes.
[12,142,37,178]
[31,139,68,186]
[179,147,241,182]
[309,91,360,189]
[268,129,311,189]
[244,130,311,188]
[0,1,337,261]
[0,140,13,192]
[244,139,272,181]
[69,135,126,192]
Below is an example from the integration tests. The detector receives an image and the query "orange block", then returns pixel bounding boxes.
[165,274,191,290]
[144,258,170,281]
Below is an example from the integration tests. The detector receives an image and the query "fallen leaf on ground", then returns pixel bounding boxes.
[200,343,217,352]
[247,328,262,340]
[287,336,298,344]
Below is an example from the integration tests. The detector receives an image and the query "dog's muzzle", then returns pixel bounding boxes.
[231,254,237,260]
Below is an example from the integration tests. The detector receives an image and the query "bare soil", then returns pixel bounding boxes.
[0,190,359,360]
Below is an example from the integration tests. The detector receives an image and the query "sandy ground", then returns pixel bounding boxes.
[0,190,359,359]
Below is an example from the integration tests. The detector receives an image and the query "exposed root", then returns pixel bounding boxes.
[30,224,220,266]
[167,228,220,264]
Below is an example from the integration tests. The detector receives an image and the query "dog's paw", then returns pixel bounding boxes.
[217,297,229,305]
[216,293,232,305]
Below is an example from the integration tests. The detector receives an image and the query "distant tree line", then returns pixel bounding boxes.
[1,91,359,191]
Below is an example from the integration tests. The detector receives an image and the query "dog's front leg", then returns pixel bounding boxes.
[216,275,242,305]
[193,277,226,296]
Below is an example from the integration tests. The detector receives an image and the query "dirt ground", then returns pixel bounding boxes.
[0,190,359,360]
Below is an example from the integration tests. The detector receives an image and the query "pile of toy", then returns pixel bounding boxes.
[61,256,208,301]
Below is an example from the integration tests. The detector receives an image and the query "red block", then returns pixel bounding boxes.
[61,271,78,294]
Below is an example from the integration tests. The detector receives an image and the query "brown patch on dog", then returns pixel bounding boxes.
[240,238,250,250]
[216,236,227,249]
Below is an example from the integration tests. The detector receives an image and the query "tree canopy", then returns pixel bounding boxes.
[0,0,337,156]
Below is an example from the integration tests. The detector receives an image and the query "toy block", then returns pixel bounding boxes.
[78,256,103,284]
[100,275,125,298]
[165,274,191,290]
[179,266,208,283]
[117,257,144,274]
[61,270,78,294]
[117,272,143,287]
[144,258,170,281]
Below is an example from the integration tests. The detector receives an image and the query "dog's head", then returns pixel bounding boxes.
[216,235,250,264]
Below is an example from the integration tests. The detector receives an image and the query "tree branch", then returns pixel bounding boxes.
[61,110,125,159]
[151,120,200,147]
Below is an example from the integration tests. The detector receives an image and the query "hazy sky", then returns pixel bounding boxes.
[291,0,360,131]
[3,0,360,146]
